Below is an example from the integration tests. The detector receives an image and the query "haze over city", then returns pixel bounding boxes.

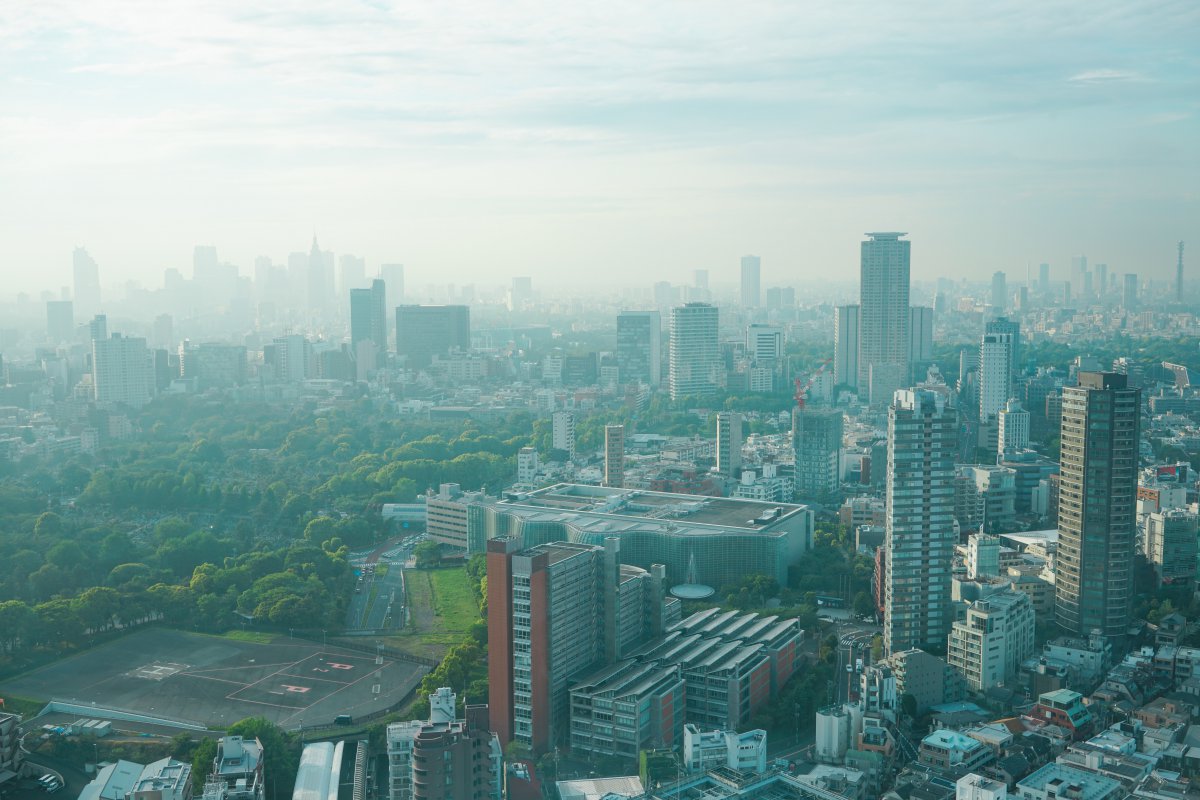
[3,0,1198,294]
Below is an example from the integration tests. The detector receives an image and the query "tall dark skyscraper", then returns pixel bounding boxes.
[395,305,470,368]
[350,279,387,351]
[1054,372,1140,639]
[1178,241,1185,302]
[858,233,910,398]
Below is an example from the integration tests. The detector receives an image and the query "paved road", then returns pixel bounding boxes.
[343,535,424,632]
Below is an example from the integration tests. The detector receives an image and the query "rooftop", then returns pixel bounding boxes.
[1018,763,1121,800]
[499,483,806,532]
[922,730,983,752]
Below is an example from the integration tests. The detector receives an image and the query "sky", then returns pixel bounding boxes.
[2,0,1198,295]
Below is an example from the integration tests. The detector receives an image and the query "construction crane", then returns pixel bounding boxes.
[794,358,832,409]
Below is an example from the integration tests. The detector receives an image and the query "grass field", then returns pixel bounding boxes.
[384,568,478,661]
[220,630,275,644]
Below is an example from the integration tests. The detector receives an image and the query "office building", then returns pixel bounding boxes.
[1038,263,1050,293]
[93,334,154,408]
[979,332,1013,424]
[869,362,906,409]
[350,279,387,352]
[746,324,782,363]
[1055,373,1140,638]
[858,233,910,393]
[386,688,502,800]
[179,343,248,389]
[792,408,843,501]
[46,300,74,343]
[552,410,576,460]
[947,589,1035,692]
[473,483,812,588]
[966,534,1000,580]
[73,246,102,315]
[693,269,709,290]
[1145,509,1199,591]
[268,334,312,383]
[909,306,934,376]
[338,253,366,296]
[833,305,860,390]
[508,276,533,310]
[616,310,661,386]
[669,303,720,400]
[997,398,1030,456]
[985,317,1021,381]
[380,263,405,305]
[740,255,761,307]
[89,313,108,343]
[716,412,742,476]
[990,271,1006,311]
[604,425,625,488]
[954,466,1017,533]
[487,538,667,755]
[568,660,685,759]
[199,736,264,800]
[885,388,957,655]
[1122,273,1138,311]
[395,305,470,369]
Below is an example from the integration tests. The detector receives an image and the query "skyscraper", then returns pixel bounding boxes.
[1055,372,1140,639]
[73,247,101,315]
[1177,241,1185,302]
[908,306,934,377]
[338,254,367,296]
[604,425,625,488]
[990,271,1007,311]
[792,408,843,501]
[1038,263,1050,293]
[740,255,761,307]
[89,314,108,343]
[1122,273,1139,311]
[858,233,910,393]
[46,300,74,343]
[350,279,387,351]
[616,310,661,386]
[93,333,154,409]
[669,303,720,400]
[380,264,405,304]
[395,305,470,369]
[885,388,957,655]
[716,412,742,476]
[307,237,335,313]
[833,305,859,391]
[985,317,1021,381]
[978,332,1013,424]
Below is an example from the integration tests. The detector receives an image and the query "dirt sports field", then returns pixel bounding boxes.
[0,628,428,729]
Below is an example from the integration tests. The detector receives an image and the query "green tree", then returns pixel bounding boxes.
[414,541,441,569]
[226,718,300,800]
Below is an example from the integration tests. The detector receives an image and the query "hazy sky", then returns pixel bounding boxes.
[3,0,1198,295]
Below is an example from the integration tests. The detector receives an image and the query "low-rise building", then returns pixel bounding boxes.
[1015,763,1121,800]
[200,736,264,800]
[681,725,767,774]
[918,729,994,773]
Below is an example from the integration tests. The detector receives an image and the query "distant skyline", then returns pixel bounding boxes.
[2,0,1197,294]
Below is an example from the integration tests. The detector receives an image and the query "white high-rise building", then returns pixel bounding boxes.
[93,334,154,409]
[947,589,1035,692]
[740,255,761,307]
[833,305,860,390]
[885,388,957,655]
[271,334,312,383]
[669,303,720,400]
[997,399,1030,455]
[858,233,910,393]
[552,410,576,460]
[716,412,742,476]
[978,332,1013,423]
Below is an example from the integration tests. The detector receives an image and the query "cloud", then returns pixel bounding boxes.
[1068,68,1145,83]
